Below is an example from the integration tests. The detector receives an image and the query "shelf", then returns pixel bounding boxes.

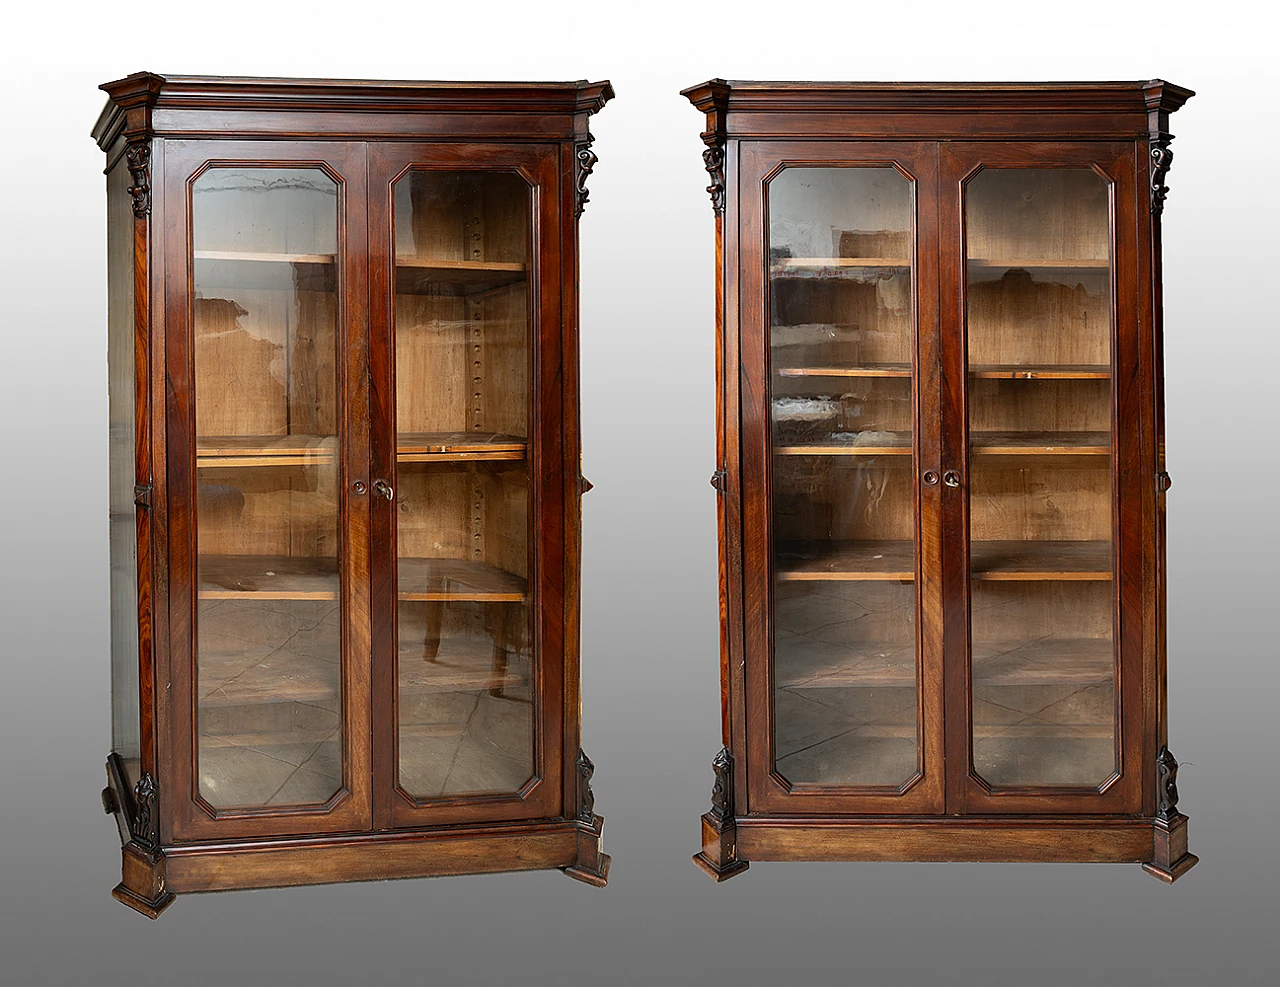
[775,637,1112,690]
[777,363,912,379]
[197,435,337,468]
[775,363,1110,380]
[775,539,1111,582]
[199,649,525,715]
[774,431,1108,457]
[777,433,911,456]
[195,250,335,264]
[970,364,1110,380]
[198,555,526,601]
[776,540,915,581]
[396,431,526,463]
[971,431,1110,456]
[771,258,909,282]
[971,540,1111,581]
[968,258,1108,270]
[774,257,911,270]
[197,432,527,467]
[395,258,526,296]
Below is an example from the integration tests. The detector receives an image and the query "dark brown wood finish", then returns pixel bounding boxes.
[95,73,612,915]
[685,79,1196,880]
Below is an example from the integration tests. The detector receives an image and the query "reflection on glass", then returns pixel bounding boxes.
[392,171,534,798]
[965,168,1116,787]
[192,168,343,809]
[768,166,919,787]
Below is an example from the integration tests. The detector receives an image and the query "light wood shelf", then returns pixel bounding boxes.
[775,431,1109,457]
[195,250,336,264]
[775,363,1110,380]
[777,363,912,379]
[198,555,526,601]
[774,257,911,269]
[395,258,526,296]
[970,364,1110,380]
[775,636,1112,689]
[968,258,1109,269]
[775,539,1111,582]
[197,432,527,467]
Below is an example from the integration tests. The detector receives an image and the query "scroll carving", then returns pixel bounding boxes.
[708,746,733,823]
[576,748,596,823]
[702,144,725,215]
[574,138,598,218]
[1150,138,1174,215]
[125,142,151,218]
[131,772,159,850]
[1156,746,1182,822]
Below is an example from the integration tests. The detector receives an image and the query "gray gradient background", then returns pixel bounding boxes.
[2,2,1276,984]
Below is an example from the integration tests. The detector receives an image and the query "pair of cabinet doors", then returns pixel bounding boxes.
[730,140,1146,817]
[159,141,571,838]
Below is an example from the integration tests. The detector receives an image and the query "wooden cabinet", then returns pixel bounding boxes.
[683,80,1198,881]
[95,73,612,917]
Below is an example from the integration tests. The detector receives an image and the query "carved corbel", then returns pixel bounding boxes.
[575,748,596,823]
[702,144,726,215]
[574,138,598,218]
[1150,137,1174,216]
[125,141,151,217]
[130,772,159,850]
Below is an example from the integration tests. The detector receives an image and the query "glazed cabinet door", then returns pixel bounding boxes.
[163,141,373,840]
[939,142,1145,814]
[738,142,945,814]
[367,144,563,827]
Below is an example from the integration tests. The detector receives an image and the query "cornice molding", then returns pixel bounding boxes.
[93,74,615,149]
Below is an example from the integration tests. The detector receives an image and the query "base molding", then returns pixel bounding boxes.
[727,814,1192,872]
[147,818,596,897]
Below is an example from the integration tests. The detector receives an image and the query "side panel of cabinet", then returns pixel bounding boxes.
[939,141,1145,815]
[737,140,945,815]
[367,143,563,828]
[163,140,373,840]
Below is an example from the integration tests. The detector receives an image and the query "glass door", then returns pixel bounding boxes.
[165,142,372,839]
[740,142,944,814]
[941,143,1144,813]
[368,144,563,827]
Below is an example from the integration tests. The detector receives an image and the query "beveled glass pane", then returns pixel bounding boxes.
[192,168,343,809]
[965,168,1116,788]
[768,166,919,788]
[392,171,534,798]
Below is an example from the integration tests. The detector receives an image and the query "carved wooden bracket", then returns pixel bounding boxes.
[576,748,596,823]
[708,746,734,823]
[574,138,598,218]
[1156,746,1183,822]
[131,772,159,850]
[702,144,726,215]
[125,142,151,217]
[1150,138,1174,216]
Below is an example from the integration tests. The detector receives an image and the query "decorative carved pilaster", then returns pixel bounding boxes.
[1156,746,1182,822]
[576,748,596,823]
[131,772,159,850]
[702,144,726,215]
[574,138,598,218]
[1150,138,1174,216]
[125,142,151,217]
